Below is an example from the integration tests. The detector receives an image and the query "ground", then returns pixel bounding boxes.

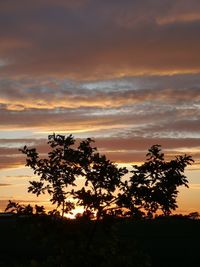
[0,215,199,267]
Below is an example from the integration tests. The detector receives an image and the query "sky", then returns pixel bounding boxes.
[0,0,200,214]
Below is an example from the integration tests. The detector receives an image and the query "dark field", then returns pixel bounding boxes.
[0,216,199,267]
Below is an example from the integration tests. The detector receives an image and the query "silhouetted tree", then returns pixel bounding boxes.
[74,139,128,218]
[48,209,60,217]
[5,200,33,215]
[35,204,46,215]
[20,134,127,218]
[20,135,193,219]
[63,200,75,215]
[118,145,193,218]
[20,134,84,217]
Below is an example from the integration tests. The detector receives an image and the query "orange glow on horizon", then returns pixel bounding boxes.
[64,206,85,219]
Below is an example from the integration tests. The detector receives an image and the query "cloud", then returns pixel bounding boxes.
[0,136,199,169]
[156,0,200,25]
[0,74,200,110]
[0,156,25,170]
[0,1,199,169]
[5,175,36,179]
[0,92,199,144]
[0,74,199,168]
[0,1,200,78]
[0,74,199,143]
[0,183,11,186]
[0,104,199,140]
[157,13,200,25]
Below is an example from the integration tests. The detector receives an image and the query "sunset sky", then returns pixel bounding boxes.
[0,0,200,214]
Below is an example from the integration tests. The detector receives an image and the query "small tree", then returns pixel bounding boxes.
[20,134,83,217]
[118,145,193,218]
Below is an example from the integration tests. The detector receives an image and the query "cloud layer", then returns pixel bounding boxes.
[0,0,200,78]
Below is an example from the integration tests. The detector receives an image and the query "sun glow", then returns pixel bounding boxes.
[64,206,85,219]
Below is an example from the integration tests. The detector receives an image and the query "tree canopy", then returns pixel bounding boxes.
[118,145,193,218]
[11,134,194,219]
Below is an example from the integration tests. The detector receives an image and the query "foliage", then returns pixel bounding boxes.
[118,145,194,217]
[19,135,193,218]
[5,200,45,216]
[20,134,84,216]
[35,204,46,215]
[74,139,128,218]
[20,134,128,218]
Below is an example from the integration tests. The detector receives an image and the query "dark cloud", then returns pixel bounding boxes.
[0,1,200,78]
[0,136,200,169]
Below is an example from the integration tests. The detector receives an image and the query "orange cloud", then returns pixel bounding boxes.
[157,13,200,25]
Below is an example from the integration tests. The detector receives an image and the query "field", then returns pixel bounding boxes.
[0,216,199,267]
